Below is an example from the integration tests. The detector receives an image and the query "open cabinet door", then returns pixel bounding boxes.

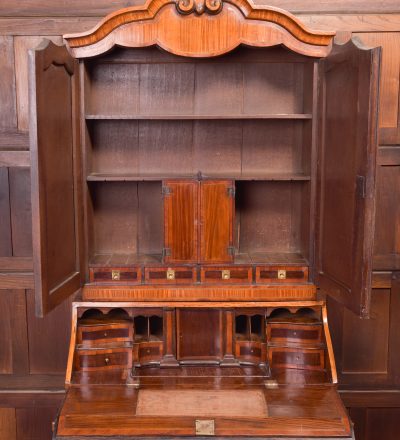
[29,40,83,317]
[317,39,381,317]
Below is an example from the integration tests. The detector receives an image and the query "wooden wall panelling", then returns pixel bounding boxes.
[0,167,12,257]
[0,36,17,130]
[354,32,400,130]
[365,408,400,440]
[16,405,58,440]
[2,0,400,16]
[14,36,63,131]
[389,272,400,385]
[373,163,400,269]
[0,408,17,440]
[8,168,32,257]
[2,15,400,37]
[328,285,400,386]
[348,407,366,440]
[0,290,29,374]
[341,290,390,379]
[26,290,72,374]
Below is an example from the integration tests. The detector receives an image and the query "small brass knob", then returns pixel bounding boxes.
[112,270,120,280]
[104,357,110,365]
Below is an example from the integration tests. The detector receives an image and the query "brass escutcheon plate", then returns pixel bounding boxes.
[277,269,286,279]
[111,270,120,280]
[221,270,230,280]
[195,419,215,436]
[166,269,175,280]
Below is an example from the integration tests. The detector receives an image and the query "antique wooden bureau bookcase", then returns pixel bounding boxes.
[28,0,381,438]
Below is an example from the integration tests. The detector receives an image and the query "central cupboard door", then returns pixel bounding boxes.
[163,179,234,263]
[177,309,223,361]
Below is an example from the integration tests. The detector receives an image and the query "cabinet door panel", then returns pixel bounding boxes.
[177,309,222,361]
[163,180,198,263]
[317,39,381,317]
[29,40,82,316]
[200,180,234,263]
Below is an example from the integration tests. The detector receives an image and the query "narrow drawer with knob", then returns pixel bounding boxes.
[256,266,308,284]
[89,267,142,284]
[144,267,196,284]
[77,322,133,347]
[235,341,267,364]
[268,347,325,371]
[200,266,252,284]
[267,323,322,347]
[133,341,163,365]
[75,348,132,371]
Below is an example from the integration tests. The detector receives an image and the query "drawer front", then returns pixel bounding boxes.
[201,266,252,284]
[256,266,308,283]
[75,348,132,371]
[77,323,133,347]
[267,323,322,346]
[235,341,266,363]
[268,347,324,371]
[90,267,141,284]
[133,342,163,365]
[145,267,196,284]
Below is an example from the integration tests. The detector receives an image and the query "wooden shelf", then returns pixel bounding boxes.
[85,114,313,120]
[87,173,311,182]
[89,252,308,267]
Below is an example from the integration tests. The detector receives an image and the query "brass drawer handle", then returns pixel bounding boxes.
[166,269,175,280]
[112,270,120,280]
[222,270,230,280]
[278,270,286,279]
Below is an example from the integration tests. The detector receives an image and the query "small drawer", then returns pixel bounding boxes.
[75,348,132,371]
[200,266,252,284]
[89,267,141,284]
[268,347,325,371]
[256,266,308,283]
[133,341,163,365]
[77,323,133,347]
[145,267,196,284]
[235,341,266,364]
[267,323,322,346]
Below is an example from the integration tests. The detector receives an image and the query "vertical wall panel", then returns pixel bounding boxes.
[9,167,32,257]
[355,32,400,129]
[0,290,29,374]
[0,36,17,130]
[0,167,12,257]
[0,408,17,440]
[26,290,72,374]
[342,290,390,374]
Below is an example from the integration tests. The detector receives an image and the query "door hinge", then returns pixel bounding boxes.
[162,247,172,257]
[227,186,235,197]
[227,246,235,256]
[356,175,366,198]
[162,185,172,196]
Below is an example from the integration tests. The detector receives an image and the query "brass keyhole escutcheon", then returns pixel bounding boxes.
[112,270,120,281]
[222,270,230,280]
[166,269,175,280]
[278,270,286,279]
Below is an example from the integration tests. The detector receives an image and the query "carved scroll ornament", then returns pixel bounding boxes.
[176,0,223,15]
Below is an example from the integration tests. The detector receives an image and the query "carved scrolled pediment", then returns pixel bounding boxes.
[64,0,335,59]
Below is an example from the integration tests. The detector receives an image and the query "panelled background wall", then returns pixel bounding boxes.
[0,1,400,439]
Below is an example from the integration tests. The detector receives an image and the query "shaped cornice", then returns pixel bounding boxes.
[64,0,335,58]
